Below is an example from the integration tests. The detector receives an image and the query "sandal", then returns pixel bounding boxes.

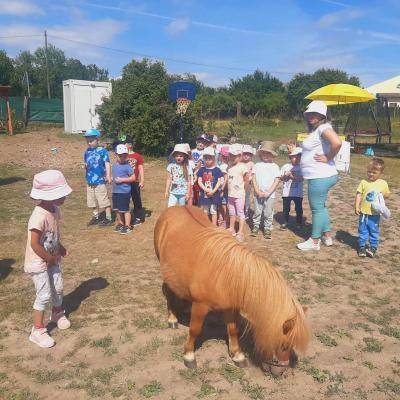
[227,228,236,237]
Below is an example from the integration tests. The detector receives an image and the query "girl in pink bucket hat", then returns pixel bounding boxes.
[24,170,72,348]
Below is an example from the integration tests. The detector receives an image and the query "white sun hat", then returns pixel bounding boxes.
[304,100,327,117]
[116,144,128,154]
[229,143,243,156]
[242,144,255,155]
[202,147,216,157]
[289,147,302,156]
[30,170,72,201]
[171,143,189,156]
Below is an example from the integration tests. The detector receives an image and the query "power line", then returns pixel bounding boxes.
[0,35,42,39]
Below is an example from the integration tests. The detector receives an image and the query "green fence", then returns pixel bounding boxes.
[0,96,63,124]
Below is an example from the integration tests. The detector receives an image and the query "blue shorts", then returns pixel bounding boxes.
[112,193,130,212]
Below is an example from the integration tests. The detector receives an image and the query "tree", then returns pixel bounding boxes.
[0,50,15,86]
[97,59,203,155]
[287,68,360,115]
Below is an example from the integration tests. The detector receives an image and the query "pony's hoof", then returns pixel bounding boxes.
[233,359,247,368]
[168,322,178,329]
[184,359,197,369]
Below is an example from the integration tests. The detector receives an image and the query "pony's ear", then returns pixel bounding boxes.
[283,318,295,335]
[302,306,308,315]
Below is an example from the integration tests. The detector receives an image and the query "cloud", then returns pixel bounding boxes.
[318,0,350,7]
[316,8,365,28]
[192,72,230,88]
[165,18,190,35]
[0,0,43,16]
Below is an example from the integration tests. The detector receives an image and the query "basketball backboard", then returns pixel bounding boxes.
[168,81,196,102]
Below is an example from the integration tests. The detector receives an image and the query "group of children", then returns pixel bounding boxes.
[24,130,390,348]
[84,129,145,234]
[165,134,305,242]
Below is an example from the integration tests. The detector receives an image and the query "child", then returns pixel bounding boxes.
[251,141,281,239]
[227,143,248,242]
[242,144,255,219]
[25,170,72,348]
[184,143,196,206]
[192,134,211,205]
[84,129,112,227]
[355,158,390,258]
[280,147,303,230]
[197,147,224,225]
[217,146,230,227]
[165,144,193,207]
[126,137,145,226]
[112,144,136,234]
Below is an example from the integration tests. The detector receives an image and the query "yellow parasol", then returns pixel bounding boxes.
[305,83,375,105]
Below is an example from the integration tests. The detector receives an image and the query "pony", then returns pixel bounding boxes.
[154,206,310,375]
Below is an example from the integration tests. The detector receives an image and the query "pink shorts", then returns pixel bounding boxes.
[228,197,245,219]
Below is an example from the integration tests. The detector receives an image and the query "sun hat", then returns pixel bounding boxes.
[289,147,302,156]
[203,147,216,157]
[229,143,243,156]
[171,143,189,156]
[116,144,128,154]
[84,128,101,138]
[304,100,327,117]
[257,141,277,156]
[183,143,191,153]
[212,135,218,143]
[242,144,255,155]
[220,145,230,157]
[30,170,72,201]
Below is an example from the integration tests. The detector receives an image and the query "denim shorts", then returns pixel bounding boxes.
[112,193,131,212]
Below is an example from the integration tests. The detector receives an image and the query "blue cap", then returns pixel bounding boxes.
[84,129,101,138]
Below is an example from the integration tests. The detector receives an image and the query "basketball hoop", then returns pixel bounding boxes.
[176,98,192,116]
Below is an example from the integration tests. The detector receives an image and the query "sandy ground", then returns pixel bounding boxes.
[0,129,399,400]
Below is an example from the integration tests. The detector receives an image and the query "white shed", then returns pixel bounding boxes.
[63,79,112,133]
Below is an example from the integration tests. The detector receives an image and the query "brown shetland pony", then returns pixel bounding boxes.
[154,206,310,374]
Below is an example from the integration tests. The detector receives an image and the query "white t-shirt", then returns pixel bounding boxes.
[300,123,338,179]
[253,162,281,199]
[228,162,248,198]
[280,163,303,198]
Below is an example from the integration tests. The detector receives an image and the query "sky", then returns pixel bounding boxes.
[0,0,399,88]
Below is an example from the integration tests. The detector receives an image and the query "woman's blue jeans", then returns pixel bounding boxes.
[308,175,338,239]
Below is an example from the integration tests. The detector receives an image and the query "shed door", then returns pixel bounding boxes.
[74,84,92,132]
[90,86,110,129]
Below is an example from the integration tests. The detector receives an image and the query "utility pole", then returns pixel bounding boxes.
[44,30,51,99]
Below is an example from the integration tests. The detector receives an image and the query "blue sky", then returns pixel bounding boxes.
[1,0,399,87]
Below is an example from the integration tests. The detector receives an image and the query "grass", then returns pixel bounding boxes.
[241,382,266,400]
[195,382,223,398]
[138,380,163,398]
[218,363,245,383]
[362,337,384,353]
[315,333,338,347]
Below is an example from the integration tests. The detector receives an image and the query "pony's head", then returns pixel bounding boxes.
[261,306,309,376]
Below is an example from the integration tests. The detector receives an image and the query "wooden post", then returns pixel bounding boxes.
[6,96,13,135]
[23,96,29,127]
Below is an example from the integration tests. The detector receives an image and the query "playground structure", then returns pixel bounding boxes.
[0,86,13,135]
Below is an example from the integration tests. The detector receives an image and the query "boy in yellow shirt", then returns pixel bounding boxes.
[355,158,390,258]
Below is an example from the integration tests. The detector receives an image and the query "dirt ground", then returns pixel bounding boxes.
[0,129,399,400]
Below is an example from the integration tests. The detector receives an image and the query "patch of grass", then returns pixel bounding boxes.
[379,325,400,339]
[66,380,107,397]
[349,322,373,333]
[195,382,222,398]
[353,387,368,399]
[363,361,377,370]
[218,363,245,383]
[170,348,183,362]
[90,335,113,349]
[0,372,7,383]
[170,333,186,346]
[5,388,43,400]
[316,333,338,347]
[302,366,330,383]
[138,380,163,398]
[313,275,336,287]
[241,382,266,400]
[178,364,215,381]
[133,314,165,331]
[31,369,66,384]
[374,378,400,396]
[335,328,352,339]
[92,364,122,384]
[130,337,164,364]
[362,337,383,353]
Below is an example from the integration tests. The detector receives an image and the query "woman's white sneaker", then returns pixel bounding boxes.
[297,238,321,251]
[321,236,333,246]
[29,327,55,348]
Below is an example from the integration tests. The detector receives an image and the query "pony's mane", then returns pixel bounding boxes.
[194,227,310,358]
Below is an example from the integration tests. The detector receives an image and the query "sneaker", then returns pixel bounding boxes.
[50,311,71,330]
[250,227,259,237]
[87,215,101,226]
[321,236,333,246]
[280,223,288,230]
[366,247,377,258]
[358,247,367,257]
[263,230,272,239]
[98,218,113,227]
[297,238,320,251]
[120,225,133,235]
[133,218,142,227]
[29,327,55,348]
[294,223,303,231]
[113,224,124,233]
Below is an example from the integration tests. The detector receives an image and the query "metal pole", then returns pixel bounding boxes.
[179,115,183,143]
[26,71,31,98]
[44,30,51,99]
